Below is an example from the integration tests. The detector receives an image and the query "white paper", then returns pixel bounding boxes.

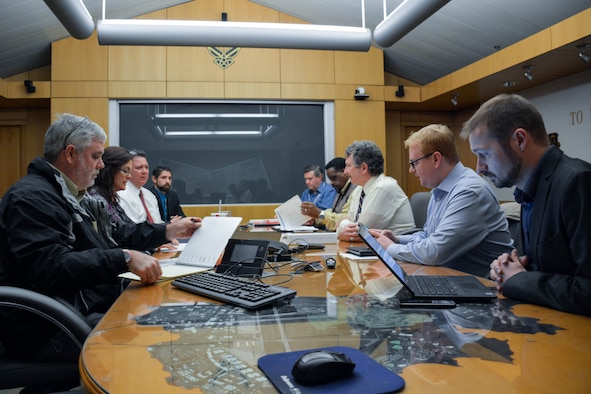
[274,195,311,231]
[176,216,242,267]
[118,216,242,281]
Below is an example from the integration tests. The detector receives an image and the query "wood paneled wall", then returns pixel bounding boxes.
[46,0,392,220]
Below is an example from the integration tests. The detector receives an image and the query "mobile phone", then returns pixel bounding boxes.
[399,299,456,309]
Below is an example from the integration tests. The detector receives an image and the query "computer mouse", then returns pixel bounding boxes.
[292,350,356,385]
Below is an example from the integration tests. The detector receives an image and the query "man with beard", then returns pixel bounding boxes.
[150,165,185,223]
[461,94,591,316]
[0,113,200,366]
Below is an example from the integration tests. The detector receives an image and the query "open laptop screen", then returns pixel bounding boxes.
[358,224,408,285]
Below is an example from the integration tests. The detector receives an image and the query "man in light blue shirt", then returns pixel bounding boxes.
[301,164,336,210]
[370,124,513,277]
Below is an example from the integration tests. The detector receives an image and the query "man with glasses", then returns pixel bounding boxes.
[0,113,201,370]
[369,124,512,277]
[337,140,415,242]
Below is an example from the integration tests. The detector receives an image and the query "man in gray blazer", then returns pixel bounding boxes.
[462,94,591,316]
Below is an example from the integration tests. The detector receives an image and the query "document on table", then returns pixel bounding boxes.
[274,195,314,231]
[119,216,243,281]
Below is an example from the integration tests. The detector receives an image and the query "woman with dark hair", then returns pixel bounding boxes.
[89,146,135,225]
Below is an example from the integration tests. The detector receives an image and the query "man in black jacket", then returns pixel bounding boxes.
[150,165,186,222]
[0,113,201,362]
[461,94,591,316]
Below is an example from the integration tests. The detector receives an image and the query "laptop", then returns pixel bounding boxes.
[357,224,496,302]
[215,238,270,277]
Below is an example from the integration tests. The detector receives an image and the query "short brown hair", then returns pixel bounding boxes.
[460,94,549,147]
[405,124,459,164]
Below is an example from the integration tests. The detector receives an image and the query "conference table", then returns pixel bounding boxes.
[79,242,591,393]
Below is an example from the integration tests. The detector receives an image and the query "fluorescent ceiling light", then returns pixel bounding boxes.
[154,113,279,119]
[165,131,263,136]
[373,0,450,48]
[44,0,94,39]
[97,19,371,51]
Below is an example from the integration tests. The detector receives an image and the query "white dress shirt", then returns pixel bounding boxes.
[339,174,415,234]
[117,182,163,224]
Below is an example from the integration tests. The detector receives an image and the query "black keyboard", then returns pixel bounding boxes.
[172,271,297,309]
[408,276,457,296]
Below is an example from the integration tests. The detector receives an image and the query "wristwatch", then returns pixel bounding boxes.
[123,250,132,265]
[319,210,325,220]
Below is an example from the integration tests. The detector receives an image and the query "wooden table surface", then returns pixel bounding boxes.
[79,243,591,393]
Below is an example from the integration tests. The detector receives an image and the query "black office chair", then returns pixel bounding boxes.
[0,286,92,393]
[399,191,431,235]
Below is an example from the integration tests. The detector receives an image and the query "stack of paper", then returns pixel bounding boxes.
[274,195,314,231]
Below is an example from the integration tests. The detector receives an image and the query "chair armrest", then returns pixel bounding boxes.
[0,286,92,349]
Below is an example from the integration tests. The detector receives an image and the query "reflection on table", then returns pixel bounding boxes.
[80,244,591,393]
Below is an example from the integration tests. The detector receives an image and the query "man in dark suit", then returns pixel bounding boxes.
[461,94,591,316]
[150,165,186,223]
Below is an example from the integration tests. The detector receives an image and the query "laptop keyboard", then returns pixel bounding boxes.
[408,276,457,296]
[172,271,297,309]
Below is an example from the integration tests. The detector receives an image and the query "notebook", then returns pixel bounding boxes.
[358,224,496,302]
[215,238,269,277]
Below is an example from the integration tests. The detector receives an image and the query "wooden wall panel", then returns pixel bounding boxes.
[550,8,591,48]
[52,33,107,81]
[334,100,386,159]
[224,48,281,83]
[52,82,108,98]
[224,82,281,98]
[335,47,384,86]
[108,82,166,98]
[50,98,109,135]
[280,50,335,84]
[167,82,226,98]
[107,46,167,81]
[0,126,22,196]
[280,83,334,100]
[167,47,225,82]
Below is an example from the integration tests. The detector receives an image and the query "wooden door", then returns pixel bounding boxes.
[0,126,22,196]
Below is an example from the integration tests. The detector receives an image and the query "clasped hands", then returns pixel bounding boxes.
[489,249,527,293]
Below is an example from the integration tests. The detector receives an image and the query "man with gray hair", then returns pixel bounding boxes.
[338,140,415,242]
[0,113,200,368]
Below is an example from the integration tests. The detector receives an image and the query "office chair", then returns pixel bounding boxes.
[399,191,431,235]
[0,286,92,393]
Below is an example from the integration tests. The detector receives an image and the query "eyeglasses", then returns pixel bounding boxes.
[119,168,131,176]
[409,152,435,169]
[62,116,89,150]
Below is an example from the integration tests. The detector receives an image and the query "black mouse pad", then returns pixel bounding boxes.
[257,346,405,393]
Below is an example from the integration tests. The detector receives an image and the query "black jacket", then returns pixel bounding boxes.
[149,186,185,222]
[504,146,591,316]
[0,157,168,357]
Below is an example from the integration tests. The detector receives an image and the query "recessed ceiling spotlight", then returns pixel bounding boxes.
[450,93,459,106]
[577,44,591,62]
[501,81,518,87]
[523,65,534,81]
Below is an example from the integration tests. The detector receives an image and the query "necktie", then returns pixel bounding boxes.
[354,190,365,222]
[139,190,154,223]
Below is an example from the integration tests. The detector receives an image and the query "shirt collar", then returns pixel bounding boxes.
[514,146,553,204]
[48,162,86,202]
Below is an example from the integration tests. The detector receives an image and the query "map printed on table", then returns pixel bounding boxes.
[133,296,565,392]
